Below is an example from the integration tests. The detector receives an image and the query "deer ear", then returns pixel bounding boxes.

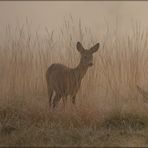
[76,42,84,53]
[90,43,100,53]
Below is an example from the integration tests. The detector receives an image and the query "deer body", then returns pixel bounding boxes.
[46,42,100,108]
[46,63,86,96]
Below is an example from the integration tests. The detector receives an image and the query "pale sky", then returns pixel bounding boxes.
[0,2,148,34]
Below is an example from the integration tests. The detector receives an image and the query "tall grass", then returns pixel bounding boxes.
[0,18,148,146]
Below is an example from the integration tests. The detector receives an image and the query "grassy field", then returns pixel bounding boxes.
[1,19,148,146]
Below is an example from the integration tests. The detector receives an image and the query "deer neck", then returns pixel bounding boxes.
[74,62,89,81]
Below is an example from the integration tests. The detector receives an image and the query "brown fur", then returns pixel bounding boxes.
[46,42,100,108]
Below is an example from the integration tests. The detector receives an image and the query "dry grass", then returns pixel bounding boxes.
[0,18,148,146]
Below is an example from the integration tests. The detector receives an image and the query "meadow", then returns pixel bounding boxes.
[0,18,148,146]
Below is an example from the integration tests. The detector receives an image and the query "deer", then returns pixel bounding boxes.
[46,41,100,109]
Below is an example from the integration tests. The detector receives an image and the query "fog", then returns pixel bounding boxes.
[0,2,148,34]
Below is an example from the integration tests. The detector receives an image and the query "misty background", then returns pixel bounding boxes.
[0,1,148,36]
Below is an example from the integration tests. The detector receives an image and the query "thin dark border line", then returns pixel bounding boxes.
[0,0,148,1]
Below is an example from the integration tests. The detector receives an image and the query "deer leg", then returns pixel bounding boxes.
[63,97,66,108]
[62,97,68,111]
[47,88,53,108]
[46,75,53,108]
[53,94,61,109]
[72,95,76,105]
